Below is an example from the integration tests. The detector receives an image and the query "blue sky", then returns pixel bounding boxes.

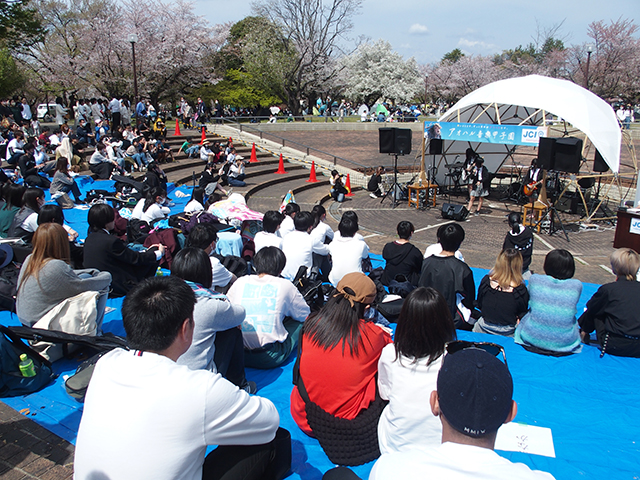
[194,0,636,64]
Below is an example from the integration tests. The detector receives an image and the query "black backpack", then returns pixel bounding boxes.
[0,325,56,398]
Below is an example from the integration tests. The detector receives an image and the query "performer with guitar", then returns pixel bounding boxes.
[523,158,543,203]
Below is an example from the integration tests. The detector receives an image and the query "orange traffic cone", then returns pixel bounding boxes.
[250,143,258,163]
[345,174,354,196]
[200,126,207,145]
[275,154,287,174]
[306,161,318,182]
[174,119,181,136]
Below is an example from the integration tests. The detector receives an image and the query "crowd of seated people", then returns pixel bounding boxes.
[0,103,638,479]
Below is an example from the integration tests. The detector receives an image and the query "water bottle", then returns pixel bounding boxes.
[156,266,163,276]
[19,354,36,378]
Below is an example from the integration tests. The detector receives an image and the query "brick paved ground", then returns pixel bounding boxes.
[0,403,74,479]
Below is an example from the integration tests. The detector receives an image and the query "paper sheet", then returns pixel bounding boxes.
[495,422,556,458]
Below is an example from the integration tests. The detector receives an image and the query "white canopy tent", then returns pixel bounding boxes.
[432,75,622,181]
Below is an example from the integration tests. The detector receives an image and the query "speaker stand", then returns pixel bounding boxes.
[535,203,570,242]
[380,154,403,208]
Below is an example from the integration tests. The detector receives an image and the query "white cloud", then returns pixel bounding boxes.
[409,23,429,35]
[457,37,497,51]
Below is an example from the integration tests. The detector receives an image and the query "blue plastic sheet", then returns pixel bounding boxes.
[2,179,639,478]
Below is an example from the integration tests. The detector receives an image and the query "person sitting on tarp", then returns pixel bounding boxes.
[366,345,555,480]
[514,249,582,355]
[418,223,475,331]
[381,221,422,288]
[579,248,640,358]
[254,210,283,253]
[16,223,111,333]
[228,247,310,369]
[74,275,289,480]
[187,224,236,292]
[172,247,255,393]
[83,204,163,297]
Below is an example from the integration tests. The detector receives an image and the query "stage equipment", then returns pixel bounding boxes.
[538,137,556,171]
[379,128,412,155]
[429,138,443,155]
[554,137,582,173]
[380,128,411,208]
[593,149,609,173]
[441,203,469,221]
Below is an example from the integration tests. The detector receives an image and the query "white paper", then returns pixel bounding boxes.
[495,422,556,458]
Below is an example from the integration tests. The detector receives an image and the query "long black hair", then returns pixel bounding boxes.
[190,186,205,205]
[394,287,456,366]
[143,186,166,213]
[311,205,326,230]
[22,188,44,213]
[303,290,371,356]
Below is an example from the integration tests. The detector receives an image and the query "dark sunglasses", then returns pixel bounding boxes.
[445,340,508,367]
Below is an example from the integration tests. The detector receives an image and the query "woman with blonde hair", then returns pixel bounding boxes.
[16,223,111,332]
[579,248,640,357]
[473,248,529,336]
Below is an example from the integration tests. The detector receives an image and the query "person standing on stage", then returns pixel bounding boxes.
[461,148,477,197]
[466,157,490,216]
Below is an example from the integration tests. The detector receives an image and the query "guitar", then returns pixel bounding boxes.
[461,163,475,182]
[523,179,544,196]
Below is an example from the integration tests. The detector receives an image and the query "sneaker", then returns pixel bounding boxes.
[474,211,480,216]
[241,381,257,394]
[369,192,377,199]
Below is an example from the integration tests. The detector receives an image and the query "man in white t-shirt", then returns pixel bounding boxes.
[74,276,290,480]
[328,212,369,287]
[228,247,309,369]
[187,224,236,291]
[281,211,329,281]
[254,210,284,253]
[368,345,555,480]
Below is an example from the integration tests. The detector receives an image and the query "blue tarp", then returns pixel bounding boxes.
[2,177,640,479]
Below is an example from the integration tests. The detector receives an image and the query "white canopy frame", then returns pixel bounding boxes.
[425,75,631,222]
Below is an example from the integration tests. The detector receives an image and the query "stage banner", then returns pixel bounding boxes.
[425,121,547,146]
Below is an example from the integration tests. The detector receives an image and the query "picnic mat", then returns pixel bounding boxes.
[2,176,639,479]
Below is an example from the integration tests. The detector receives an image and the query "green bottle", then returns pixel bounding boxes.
[19,354,36,378]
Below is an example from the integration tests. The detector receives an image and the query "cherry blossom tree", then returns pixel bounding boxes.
[341,39,422,105]
[567,18,640,101]
[24,0,228,104]
[425,55,500,104]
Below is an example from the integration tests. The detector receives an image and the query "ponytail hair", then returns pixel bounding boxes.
[507,212,521,235]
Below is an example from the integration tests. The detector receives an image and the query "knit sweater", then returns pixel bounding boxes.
[514,274,582,353]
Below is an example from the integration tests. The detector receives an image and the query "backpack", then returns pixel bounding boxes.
[7,326,129,402]
[0,325,56,398]
[0,263,20,312]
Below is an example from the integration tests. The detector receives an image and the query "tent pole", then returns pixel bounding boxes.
[518,109,543,126]
[471,104,494,123]
[495,103,501,125]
